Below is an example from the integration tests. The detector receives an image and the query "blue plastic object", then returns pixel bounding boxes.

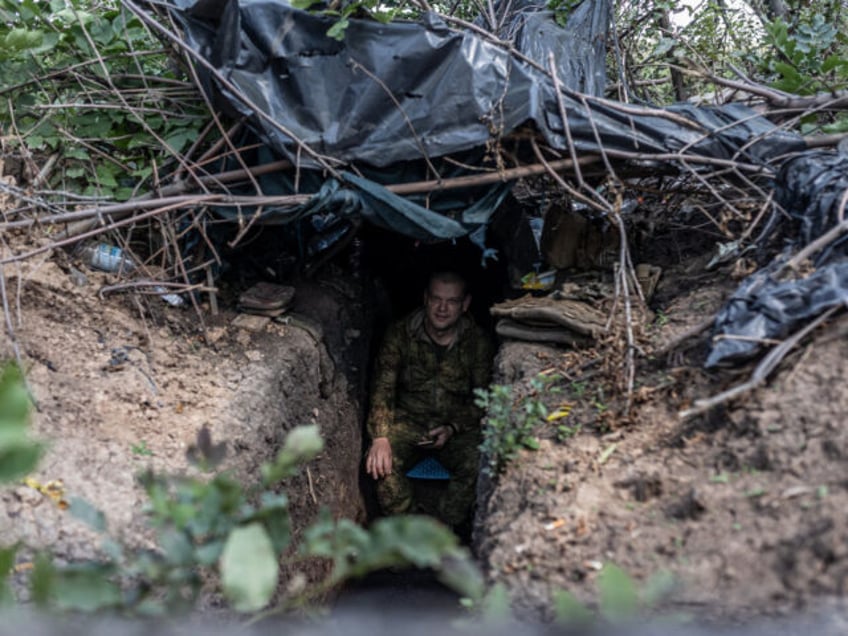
[406,457,451,480]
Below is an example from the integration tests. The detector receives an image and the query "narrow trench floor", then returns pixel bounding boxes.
[333,567,465,618]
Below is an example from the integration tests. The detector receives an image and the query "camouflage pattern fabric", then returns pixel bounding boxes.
[367,308,493,526]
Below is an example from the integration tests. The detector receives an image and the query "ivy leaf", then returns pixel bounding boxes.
[220,523,278,612]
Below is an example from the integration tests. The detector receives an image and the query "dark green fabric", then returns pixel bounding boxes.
[207,143,512,245]
[366,308,493,439]
[367,308,493,526]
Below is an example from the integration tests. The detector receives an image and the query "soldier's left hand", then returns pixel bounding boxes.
[427,425,453,449]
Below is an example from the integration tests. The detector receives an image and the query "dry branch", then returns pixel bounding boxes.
[679,305,842,420]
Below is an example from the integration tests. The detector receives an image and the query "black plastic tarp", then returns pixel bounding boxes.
[158,0,809,246]
[706,151,848,367]
[171,0,803,169]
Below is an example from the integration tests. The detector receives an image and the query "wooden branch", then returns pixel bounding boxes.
[780,188,848,273]
[679,305,841,420]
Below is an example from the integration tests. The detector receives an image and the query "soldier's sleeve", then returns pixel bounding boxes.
[366,323,404,440]
[453,327,495,434]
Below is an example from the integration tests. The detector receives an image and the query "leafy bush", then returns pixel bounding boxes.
[475,374,559,475]
[0,0,207,201]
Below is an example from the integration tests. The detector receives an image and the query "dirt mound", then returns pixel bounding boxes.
[475,269,848,623]
[0,256,367,586]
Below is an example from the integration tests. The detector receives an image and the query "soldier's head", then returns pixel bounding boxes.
[424,271,470,334]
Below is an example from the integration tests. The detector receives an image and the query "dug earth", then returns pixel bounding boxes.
[1,252,848,626]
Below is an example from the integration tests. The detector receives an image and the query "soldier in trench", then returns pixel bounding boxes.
[365,271,494,531]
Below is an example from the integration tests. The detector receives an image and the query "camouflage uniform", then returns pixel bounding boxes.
[367,308,493,526]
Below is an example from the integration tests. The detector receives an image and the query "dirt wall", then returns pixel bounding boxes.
[0,259,367,587]
[474,278,848,624]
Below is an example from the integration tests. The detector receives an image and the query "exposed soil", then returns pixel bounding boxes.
[1,211,847,628]
[476,258,848,625]
[0,254,369,593]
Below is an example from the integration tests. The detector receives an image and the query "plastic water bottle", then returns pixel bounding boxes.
[78,243,135,273]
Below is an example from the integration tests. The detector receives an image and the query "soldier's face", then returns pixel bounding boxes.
[424,280,470,332]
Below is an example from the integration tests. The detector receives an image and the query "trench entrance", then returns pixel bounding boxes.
[218,219,513,608]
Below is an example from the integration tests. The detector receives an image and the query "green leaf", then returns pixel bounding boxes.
[821,55,848,74]
[326,17,349,41]
[369,515,458,570]
[436,553,485,603]
[99,538,123,562]
[3,28,43,52]
[51,564,121,611]
[0,545,17,605]
[252,495,291,553]
[553,588,593,625]
[522,437,540,450]
[30,552,54,608]
[95,164,119,188]
[220,523,278,612]
[194,540,224,566]
[0,363,32,424]
[262,425,324,484]
[164,130,193,154]
[68,496,107,533]
[290,0,321,8]
[159,528,194,566]
[481,583,511,622]
[651,37,675,58]
[0,443,43,482]
[598,563,638,623]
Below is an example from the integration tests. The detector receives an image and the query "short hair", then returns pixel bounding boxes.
[427,271,468,297]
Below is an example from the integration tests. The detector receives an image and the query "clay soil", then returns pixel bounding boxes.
[1,224,847,628]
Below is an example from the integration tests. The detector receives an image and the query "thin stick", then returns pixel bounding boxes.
[780,188,848,272]
[0,261,38,408]
[679,305,841,420]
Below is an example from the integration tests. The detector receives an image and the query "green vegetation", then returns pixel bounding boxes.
[0,361,482,616]
[555,563,679,626]
[475,374,559,475]
[130,440,153,456]
[0,0,207,201]
[463,563,679,627]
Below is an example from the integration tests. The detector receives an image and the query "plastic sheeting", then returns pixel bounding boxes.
[706,151,848,368]
[170,0,803,170]
[160,0,809,247]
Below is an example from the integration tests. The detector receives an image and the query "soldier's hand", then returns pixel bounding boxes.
[427,425,453,449]
[366,437,393,479]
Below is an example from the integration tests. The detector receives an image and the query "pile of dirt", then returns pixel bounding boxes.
[0,255,368,591]
[2,223,847,626]
[475,262,848,624]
